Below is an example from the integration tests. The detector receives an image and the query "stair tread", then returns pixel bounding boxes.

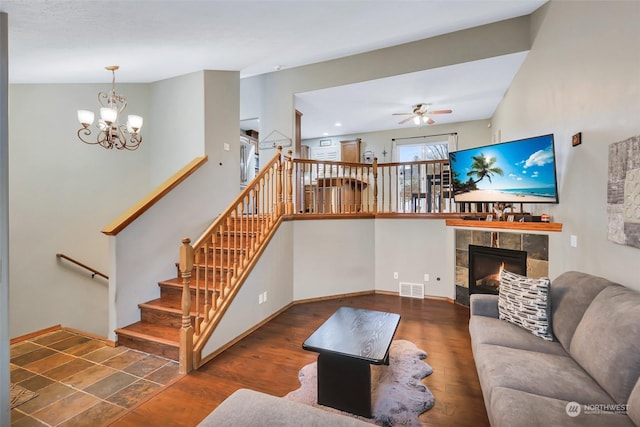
[159,277,225,288]
[140,298,210,315]
[140,298,181,310]
[115,321,180,345]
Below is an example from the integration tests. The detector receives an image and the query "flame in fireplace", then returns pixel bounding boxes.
[475,262,505,291]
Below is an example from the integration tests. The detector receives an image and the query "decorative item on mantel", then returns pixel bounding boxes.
[77,66,143,150]
[492,203,513,221]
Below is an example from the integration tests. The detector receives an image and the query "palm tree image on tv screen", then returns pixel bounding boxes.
[448,134,559,204]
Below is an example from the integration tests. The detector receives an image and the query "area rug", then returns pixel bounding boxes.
[10,383,38,409]
[285,340,435,426]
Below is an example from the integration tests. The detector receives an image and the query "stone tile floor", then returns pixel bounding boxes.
[10,329,180,426]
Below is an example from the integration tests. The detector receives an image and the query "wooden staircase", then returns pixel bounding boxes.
[114,226,254,361]
[114,149,287,371]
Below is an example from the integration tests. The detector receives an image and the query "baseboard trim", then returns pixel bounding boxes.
[293,290,374,305]
[10,324,62,345]
[375,289,456,304]
[10,324,117,347]
[63,327,116,347]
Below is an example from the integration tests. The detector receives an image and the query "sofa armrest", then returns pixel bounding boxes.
[198,389,372,427]
[470,294,499,318]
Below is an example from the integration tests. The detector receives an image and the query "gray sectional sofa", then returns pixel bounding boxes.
[469,271,640,427]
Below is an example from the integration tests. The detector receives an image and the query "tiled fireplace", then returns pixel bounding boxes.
[455,229,549,306]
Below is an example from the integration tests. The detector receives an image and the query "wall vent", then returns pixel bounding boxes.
[399,282,424,299]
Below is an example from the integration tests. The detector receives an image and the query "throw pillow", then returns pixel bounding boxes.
[498,269,553,341]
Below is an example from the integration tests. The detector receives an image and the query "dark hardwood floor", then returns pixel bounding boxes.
[107,294,489,427]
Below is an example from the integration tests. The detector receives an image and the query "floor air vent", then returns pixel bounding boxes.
[399,282,424,299]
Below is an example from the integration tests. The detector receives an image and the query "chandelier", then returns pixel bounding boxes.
[77,66,143,150]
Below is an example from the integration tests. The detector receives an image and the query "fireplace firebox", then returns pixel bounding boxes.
[468,245,527,295]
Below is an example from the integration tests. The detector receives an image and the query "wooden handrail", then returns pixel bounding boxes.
[179,148,285,373]
[192,149,283,248]
[56,253,108,280]
[102,156,208,236]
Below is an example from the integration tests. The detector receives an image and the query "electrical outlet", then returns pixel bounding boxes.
[570,235,578,247]
[393,272,399,279]
[424,274,430,282]
[258,293,264,304]
[263,291,268,303]
[223,143,230,151]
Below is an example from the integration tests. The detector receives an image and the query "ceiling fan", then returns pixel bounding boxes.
[393,103,452,125]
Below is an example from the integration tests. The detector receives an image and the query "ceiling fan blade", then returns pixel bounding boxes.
[426,117,435,125]
[398,115,416,124]
[427,109,452,115]
[392,112,412,116]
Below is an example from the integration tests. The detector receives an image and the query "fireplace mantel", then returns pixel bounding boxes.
[445,219,562,232]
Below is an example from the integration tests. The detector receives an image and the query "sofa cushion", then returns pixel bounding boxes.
[469,315,568,357]
[490,386,636,427]
[570,285,640,404]
[470,294,499,318]
[550,271,613,352]
[197,388,373,427]
[498,269,553,341]
[474,343,616,405]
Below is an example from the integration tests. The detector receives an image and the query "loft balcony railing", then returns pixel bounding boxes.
[288,157,460,216]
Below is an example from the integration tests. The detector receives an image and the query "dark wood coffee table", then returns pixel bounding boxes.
[302,307,401,418]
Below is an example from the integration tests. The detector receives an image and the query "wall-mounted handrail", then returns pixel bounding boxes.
[102,156,208,236]
[56,253,108,280]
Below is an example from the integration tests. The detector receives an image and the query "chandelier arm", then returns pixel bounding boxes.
[97,129,111,149]
[124,133,142,151]
[77,128,100,145]
[117,96,128,116]
[97,91,109,108]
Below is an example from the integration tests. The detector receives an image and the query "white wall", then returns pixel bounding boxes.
[1,12,10,425]
[491,0,640,288]
[292,219,375,300]
[374,219,454,299]
[204,70,241,197]
[9,83,151,337]
[148,71,205,187]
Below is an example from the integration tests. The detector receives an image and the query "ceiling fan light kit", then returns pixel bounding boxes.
[393,103,452,126]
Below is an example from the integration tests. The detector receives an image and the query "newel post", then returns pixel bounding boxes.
[179,238,194,374]
[276,146,284,216]
[373,157,378,215]
[286,150,294,214]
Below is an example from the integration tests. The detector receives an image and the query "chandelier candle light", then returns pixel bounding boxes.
[77,65,143,150]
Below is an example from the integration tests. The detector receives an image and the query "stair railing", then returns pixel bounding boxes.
[178,147,287,373]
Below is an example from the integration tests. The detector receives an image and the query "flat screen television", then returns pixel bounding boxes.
[448,134,559,204]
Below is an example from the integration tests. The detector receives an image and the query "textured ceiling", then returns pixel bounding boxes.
[1,0,547,138]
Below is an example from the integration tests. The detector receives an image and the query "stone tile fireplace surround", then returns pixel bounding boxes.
[455,229,549,306]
